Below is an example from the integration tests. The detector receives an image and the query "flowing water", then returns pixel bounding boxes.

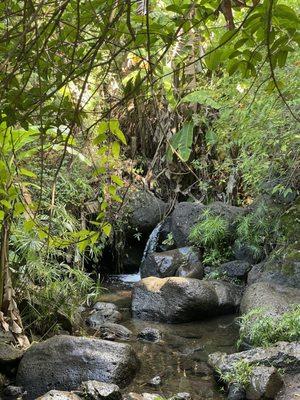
[140,222,163,265]
[100,275,239,399]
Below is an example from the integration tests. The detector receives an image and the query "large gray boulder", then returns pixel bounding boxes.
[240,281,300,318]
[36,391,82,400]
[275,373,300,400]
[246,366,283,400]
[0,342,23,372]
[168,201,246,248]
[208,341,300,374]
[125,189,168,234]
[247,252,300,289]
[141,247,203,279]
[16,335,139,400]
[168,202,206,247]
[132,277,242,323]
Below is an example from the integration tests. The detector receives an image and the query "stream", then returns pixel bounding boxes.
[99,274,240,399]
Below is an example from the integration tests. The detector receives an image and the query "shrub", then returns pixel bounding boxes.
[11,216,101,337]
[189,210,232,266]
[238,306,300,348]
[234,201,285,263]
[218,360,253,387]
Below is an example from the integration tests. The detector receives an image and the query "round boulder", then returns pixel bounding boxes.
[132,277,242,323]
[86,302,122,328]
[137,327,162,342]
[240,281,300,318]
[125,189,168,234]
[16,335,139,400]
[92,323,133,341]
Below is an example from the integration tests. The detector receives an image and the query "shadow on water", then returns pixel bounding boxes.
[100,275,239,399]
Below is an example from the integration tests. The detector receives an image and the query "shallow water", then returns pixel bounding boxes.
[99,274,239,399]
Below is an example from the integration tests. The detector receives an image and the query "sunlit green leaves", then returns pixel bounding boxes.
[167,122,194,162]
[180,89,221,109]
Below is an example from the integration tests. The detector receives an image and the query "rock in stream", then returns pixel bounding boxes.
[132,277,243,323]
[16,335,139,400]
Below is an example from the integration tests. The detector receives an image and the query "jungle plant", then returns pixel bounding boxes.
[238,306,300,348]
[189,210,232,266]
[218,360,254,387]
[235,202,283,263]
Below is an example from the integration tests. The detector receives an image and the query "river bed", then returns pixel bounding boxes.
[98,274,240,399]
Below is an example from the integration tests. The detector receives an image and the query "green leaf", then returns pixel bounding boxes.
[97,121,108,135]
[167,122,194,163]
[19,168,37,178]
[102,223,112,237]
[94,132,107,145]
[0,199,11,209]
[112,128,127,145]
[0,210,4,221]
[111,141,120,158]
[177,122,194,162]
[111,175,124,187]
[180,89,221,109]
[205,48,224,70]
[24,219,35,231]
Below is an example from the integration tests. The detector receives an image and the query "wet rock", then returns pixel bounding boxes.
[141,247,203,279]
[208,341,300,374]
[171,393,191,400]
[36,390,82,400]
[91,323,132,341]
[125,189,168,234]
[227,383,245,400]
[141,395,163,400]
[240,281,300,318]
[0,342,23,374]
[123,394,143,400]
[176,263,203,279]
[86,303,122,327]
[168,202,206,247]
[168,201,246,248]
[80,380,122,400]
[132,277,242,323]
[247,251,300,289]
[148,375,162,387]
[233,243,261,264]
[275,373,300,400]
[246,262,265,286]
[217,260,251,281]
[125,395,164,400]
[137,327,162,342]
[246,366,283,400]
[16,335,139,400]
[2,385,26,399]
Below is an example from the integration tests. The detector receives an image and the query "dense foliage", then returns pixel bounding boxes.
[238,306,300,347]
[0,0,299,341]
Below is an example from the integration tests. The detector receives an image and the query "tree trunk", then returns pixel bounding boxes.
[0,213,29,348]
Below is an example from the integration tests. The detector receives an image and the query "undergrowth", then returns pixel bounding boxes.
[218,360,253,387]
[189,209,232,266]
[238,306,300,348]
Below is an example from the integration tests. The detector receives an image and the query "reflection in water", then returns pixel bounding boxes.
[98,284,239,399]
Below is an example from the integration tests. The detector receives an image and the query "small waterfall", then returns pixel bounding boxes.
[141,222,163,266]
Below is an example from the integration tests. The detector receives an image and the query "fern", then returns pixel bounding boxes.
[189,210,232,267]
